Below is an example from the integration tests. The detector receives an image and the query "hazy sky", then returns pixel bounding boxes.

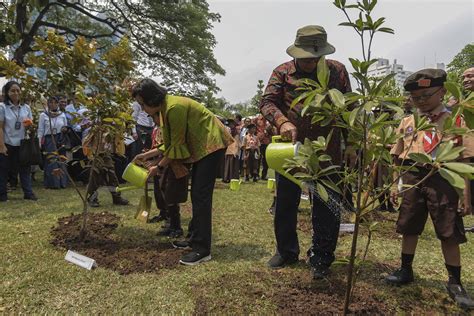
[208,0,473,103]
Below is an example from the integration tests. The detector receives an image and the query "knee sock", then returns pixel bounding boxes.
[401,253,414,269]
[445,264,461,285]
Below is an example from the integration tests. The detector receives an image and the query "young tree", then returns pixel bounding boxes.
[283,1,474,314]
[0,31,135,239]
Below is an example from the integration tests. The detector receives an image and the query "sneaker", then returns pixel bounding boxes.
[179,251,211,266]
[88,198,100,208]
[171,240,191,250]
[385,267,414,285]
[446,283,474,310]
[24,194,38,201]
[311,265,331,280]
[267,253,298,269]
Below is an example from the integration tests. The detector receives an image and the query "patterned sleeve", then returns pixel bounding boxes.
[259,69,289,131]
[390,119,406,157]
[0,104,5,122]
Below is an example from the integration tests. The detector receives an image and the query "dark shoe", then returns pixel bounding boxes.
[149,213,168,223]
[387,205,397,213]
[267,253,298,269]
[179,251,211,266]
[88,197,100,208]
[112,193,129,205]
[311,265,331,280]
[446,283,474,310]
[157,227,173,236]
[379,204,388,212]
[169,228,184,238]
[253,176,258,182]
[385,267,414,285]
[171,240,191,250]
[24,194,38,201]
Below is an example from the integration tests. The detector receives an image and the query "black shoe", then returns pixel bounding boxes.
[149,213,168,223]
[245,176,250,182]
[311,265,331,280]
[169,228,184,238]
[253,176,258,182]
[446,283,474,310]
[157,227,173,236]
[179,251,211,266]
[24,194,38,201]
[171,240,191,250]
[385,267,414,285]
[267,253,298,269]
[112,193,129,205]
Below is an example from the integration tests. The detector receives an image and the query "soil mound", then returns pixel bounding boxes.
[50,212,184,275]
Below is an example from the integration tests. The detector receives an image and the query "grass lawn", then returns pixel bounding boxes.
[1,177,473,314]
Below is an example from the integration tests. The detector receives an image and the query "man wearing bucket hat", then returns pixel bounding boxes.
[260,25,351,278]
[387,69,474,310]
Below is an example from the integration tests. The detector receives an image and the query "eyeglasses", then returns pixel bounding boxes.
[410,87,443,102]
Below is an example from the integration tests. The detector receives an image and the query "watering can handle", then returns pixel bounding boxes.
[272,135,283,143]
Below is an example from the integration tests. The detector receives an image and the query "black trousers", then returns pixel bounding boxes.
[274,173,341,268]
[260,144,268,179]
[189,149,225,254]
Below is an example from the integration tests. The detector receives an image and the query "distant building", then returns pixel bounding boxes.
[367,58,413,88]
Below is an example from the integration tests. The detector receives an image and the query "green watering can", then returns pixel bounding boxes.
[115,163,149,192]
[265,135,302,188]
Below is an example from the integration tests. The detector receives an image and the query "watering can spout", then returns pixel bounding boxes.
[115,185,142,193]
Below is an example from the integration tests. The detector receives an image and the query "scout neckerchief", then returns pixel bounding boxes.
[421,105,462,154]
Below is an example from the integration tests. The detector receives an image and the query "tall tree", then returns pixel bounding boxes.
[0,0,224,94]
[447,43,474,84]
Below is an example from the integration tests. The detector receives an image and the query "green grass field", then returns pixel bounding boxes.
[1,178,473,314]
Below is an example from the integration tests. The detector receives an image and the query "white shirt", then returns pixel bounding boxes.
[65,103,85,132]
[132,101,154,127]
[0,102,33,146]
[37,111,68,139]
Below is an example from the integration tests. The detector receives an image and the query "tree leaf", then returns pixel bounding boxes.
[316,183,329,202]
[328,89,345,108]
[408,153,433,164]
[443,162,474,174]
[317,57,330,90]
[444,81,462,100]
[438,168,465,189]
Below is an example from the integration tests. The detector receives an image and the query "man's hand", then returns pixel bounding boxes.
[280,121,297,144]
[459,197,472,217]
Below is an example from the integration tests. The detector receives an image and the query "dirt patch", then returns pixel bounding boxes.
[50,212,184,275]
[214,182,228,190]
[273,263,395,315]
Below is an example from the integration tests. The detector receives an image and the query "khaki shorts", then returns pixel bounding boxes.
[397,170,466,244]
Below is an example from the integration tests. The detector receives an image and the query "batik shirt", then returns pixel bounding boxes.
[260,59,351,164]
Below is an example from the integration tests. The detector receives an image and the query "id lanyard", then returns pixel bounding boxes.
[12,105,22,130]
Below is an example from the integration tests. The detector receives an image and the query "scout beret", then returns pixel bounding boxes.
[404,68,447,91]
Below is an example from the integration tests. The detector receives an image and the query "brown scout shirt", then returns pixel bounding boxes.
[391,105,474,160]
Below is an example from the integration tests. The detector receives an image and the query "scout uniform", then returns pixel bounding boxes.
[242,124,260,181]
[386,69,474,310]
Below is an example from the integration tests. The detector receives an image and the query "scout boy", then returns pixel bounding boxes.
[387,69,474,310]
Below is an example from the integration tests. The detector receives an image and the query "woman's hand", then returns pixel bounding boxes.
[0,145,7,156]
[158,156,171,168]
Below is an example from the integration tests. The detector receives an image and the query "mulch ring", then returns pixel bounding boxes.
[50,212,184,275]
[273,262,397,315]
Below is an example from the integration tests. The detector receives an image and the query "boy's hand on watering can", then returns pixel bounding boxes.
[280,122,297,144]
[148,166,159,178]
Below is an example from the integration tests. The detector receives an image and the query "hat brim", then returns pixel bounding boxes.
[286,43,336,59]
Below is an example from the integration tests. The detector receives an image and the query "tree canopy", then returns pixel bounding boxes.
[447,43,474,85]
[0,0,224,95]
